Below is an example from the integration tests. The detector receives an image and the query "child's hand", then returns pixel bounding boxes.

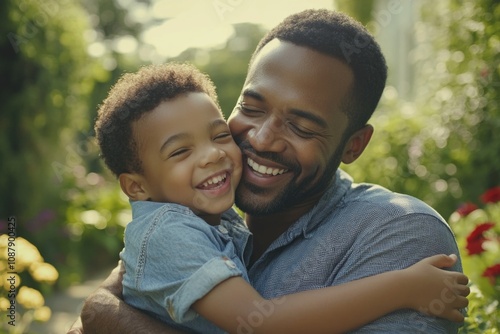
[402,254,470,322]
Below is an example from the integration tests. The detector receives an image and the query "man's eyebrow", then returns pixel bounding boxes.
[160,133,190,154]
[241,88,265,101]
[209,118,228,131]
[290,109,328,128]
[242,88,327,128]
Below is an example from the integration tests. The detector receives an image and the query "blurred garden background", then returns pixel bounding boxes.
[0,0,499,332]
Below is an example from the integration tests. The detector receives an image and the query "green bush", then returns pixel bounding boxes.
[0,0,95,219]
[0,0,125,289]
[345,0,500,219]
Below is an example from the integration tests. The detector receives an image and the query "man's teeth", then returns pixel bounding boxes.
[247,158,287,175]
[202,173,226,188]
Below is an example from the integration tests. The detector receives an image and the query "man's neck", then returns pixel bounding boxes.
[245,192,324,264]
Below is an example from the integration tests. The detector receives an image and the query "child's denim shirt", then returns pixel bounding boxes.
[121,201,252,333]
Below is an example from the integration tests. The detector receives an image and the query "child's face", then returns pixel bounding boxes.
[133,92,242,216]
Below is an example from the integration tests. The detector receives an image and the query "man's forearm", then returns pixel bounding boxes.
[81,288,180,334]
[78,262,184,334]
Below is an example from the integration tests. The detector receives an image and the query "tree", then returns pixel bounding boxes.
[343,0,500,217]
[0,0,95,221]
[410,0,500,213]
[172,22,267,118]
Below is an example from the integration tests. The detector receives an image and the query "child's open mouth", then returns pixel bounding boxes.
[197,171,229,190]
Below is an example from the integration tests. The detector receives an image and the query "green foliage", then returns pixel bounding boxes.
[344,0,500,218]
[173,23,267,118]
[0,0,129,291]
[413,0,500,215]
[343,88,428,196]
[54,169,128,286]
[334,0,376,25]
[0,0,95,220]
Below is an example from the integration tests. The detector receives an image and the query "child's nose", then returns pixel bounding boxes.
[200,146,226,167]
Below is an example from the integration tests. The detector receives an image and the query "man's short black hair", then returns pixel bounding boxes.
[95,63,219,177]
[252,9,388,134]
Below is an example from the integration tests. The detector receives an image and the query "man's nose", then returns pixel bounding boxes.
[247,116,286,152]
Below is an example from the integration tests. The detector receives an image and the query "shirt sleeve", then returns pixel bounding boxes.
[337,212,462,333]
[132,211,245,323]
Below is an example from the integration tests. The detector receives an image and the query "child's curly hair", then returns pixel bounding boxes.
[95,63,219,177]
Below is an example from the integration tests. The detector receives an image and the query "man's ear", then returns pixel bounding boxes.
[341,124,374,164]
[119,173,150,201]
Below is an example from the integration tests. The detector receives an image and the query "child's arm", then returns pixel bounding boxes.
[193,254,469,334]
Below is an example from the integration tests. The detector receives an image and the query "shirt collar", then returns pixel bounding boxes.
[131,200,163,218]
[130,200,195,219]
[131,200,242,225]
[277,169,352,242]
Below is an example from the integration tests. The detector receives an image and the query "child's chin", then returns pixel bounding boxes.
[208,199,234,214]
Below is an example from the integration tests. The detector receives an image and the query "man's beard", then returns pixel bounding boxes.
[234,141,345,216]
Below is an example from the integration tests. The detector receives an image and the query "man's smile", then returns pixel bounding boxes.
[247,157,288,176]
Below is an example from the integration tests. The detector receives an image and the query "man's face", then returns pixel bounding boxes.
[228,39,354,215]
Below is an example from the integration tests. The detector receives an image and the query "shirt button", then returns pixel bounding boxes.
[218,226,228,234]
[224,259,237,269]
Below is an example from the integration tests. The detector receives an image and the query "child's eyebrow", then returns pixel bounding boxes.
[159,119,227,154]
[160,133,190,153]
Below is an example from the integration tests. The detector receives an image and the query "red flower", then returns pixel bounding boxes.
[465,222,495,255]
[480,67,490,79]
[456,202,478,217]
[480,186,500,204]
[482,263,500,285]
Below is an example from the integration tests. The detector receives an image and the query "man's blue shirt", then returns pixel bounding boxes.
[248,169,462,333]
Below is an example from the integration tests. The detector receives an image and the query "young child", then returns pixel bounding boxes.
[94,63,469,334]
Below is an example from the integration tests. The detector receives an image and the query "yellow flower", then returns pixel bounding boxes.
[29,262,59,284]
[0,260,7,272]
[0,297,10,309]
[16,286,44,309]
[0,234,7,259]
[33,306,52,322]
[16,237,44,271]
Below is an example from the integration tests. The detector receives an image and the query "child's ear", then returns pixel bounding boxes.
[341,124,373,164]
[119,173,150,201]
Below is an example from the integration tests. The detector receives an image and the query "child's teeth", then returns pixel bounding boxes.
[201,173,227,188]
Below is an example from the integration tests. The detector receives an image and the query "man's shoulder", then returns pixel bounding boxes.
[312,177,449,237]
[347,181,442,218]
[325,170,442,219]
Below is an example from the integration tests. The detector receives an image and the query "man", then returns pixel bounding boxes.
[71,9,464,333]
